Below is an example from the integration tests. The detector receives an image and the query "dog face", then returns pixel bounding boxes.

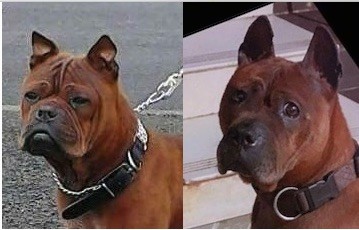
[19,32,132,182]
[217,16,342,191]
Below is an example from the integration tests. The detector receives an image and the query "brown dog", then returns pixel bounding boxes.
[19,32,183,228]
[217,16,359,228]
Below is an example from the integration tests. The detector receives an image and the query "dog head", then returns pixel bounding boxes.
[19,32,136,188]
[217,16,342,191]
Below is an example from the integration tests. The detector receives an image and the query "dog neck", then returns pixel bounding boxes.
[54,96,138,192]
[253,98,358,224]
[312,98,356,182]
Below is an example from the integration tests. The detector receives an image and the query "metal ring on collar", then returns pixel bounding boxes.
[273,186,302,221]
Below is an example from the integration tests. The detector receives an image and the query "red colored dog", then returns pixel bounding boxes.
[20,32,183,228]
[217,16,359,228]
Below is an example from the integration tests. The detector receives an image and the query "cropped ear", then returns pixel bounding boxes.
[30,31,59,69]
[87,35,118,78]
[238,15,275,67]
[302,26,342,89]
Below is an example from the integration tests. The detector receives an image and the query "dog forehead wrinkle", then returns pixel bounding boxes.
[264,64,308,104]
[249,76,266,90]
[62,60,106,100]
[33,55,72,93]
[235,61,287,91]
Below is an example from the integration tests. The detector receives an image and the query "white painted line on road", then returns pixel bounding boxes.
[2,105,19,111]
[2,104,183,116]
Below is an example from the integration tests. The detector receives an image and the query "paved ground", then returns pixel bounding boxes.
[2,3,182,229]
[3,110,182,229]
[2,2,183,110]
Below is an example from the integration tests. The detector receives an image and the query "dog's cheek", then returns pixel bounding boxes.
[20,99,33,122]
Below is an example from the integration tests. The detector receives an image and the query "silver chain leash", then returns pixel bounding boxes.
[53,173,102,196]
[135,118,148,150]
[134,68,183,113]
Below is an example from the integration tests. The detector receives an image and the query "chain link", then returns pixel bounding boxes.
[135,118,148,150]
[134,68,183,113]
[53,173,102,196]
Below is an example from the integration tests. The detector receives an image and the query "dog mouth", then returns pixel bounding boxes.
[219,162,279,191]
[218,159,251,177]
[217,135,281,192]
[217,138,253,177]
[218,161,260,185]
[217,152,280,192]
[22,129,65,156]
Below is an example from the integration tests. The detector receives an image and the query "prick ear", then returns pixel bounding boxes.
[87,35,118,78]
[238,15,275,67]
[30,31,59,69]
[302,26,342,89]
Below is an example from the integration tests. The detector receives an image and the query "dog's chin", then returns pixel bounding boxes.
[252,180,278,192]
[21,132,66,158]
[236,173,279,192]
[219,165,280,192]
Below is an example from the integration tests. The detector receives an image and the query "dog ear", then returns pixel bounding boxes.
[302,26,342,89]
[87,35,119,79]
[30,31,59,69]
[238,15,275,67]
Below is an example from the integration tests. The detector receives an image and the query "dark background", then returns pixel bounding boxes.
[184,3,359,69]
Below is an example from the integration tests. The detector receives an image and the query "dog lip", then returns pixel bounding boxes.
[32,132,54,143]
[217,159,253,178]
[254,181,278,192]
[217,163,228,175]
[230,160,252,176]
[237,171,252,177]
[22,128,64,156]
[22,129,50,148]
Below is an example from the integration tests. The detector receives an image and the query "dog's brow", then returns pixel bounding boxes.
[60,58,73,83]
[23,80,50,93]
[250,76,265,90]
[56,57,74,93]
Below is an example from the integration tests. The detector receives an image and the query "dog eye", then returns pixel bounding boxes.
[24,92,40,103]
[70,96,89,108]
[232,90,247,104]
[283,101,300,118]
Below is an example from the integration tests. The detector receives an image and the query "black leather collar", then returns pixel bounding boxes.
[59,125,147,220]
[255,141,359,221]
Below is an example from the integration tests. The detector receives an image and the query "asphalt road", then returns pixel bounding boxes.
[3,110,182,229]
[2,2,183,110]
[2,3,183,229]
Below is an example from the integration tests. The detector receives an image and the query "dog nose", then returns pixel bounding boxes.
[229,121,266,149]
[242,131,258,147]
[35,106,58,122]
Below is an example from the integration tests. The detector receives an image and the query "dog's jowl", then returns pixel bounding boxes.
[19,32,183,228]
[217,16,359,228]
